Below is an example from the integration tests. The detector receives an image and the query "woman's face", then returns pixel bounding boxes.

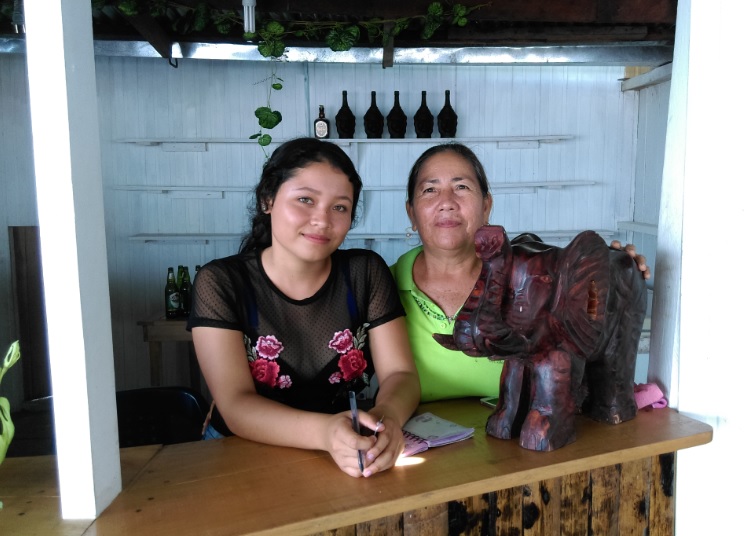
[267,161,354,264]
[406,151,492,256]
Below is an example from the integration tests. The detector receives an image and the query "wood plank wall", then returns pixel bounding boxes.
[308,453,676,536]
[0,54,668,402]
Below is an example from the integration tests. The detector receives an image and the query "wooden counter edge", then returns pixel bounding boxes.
[248,412,713,536]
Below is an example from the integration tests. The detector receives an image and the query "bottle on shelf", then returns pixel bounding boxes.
[176,265,184,287]
[335,90,356,139]
[413,91,434,138]
[437,89,458,138]
[179,265,192,317]
[314,105,330,139]
[363,91,384,139]
[164,267,181,319]
[386,90,407,138]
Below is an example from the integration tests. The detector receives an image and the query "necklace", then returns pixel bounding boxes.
[445,313,458,323]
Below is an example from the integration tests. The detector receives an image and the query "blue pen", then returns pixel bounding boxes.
[348,391,365,473]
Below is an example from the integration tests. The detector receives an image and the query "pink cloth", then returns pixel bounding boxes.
[634,383,668,409]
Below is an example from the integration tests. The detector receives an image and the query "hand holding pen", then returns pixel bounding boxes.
[349,391,389,476]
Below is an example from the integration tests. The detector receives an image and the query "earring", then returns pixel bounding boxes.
[405,226,421,246]
[260,202,268,212]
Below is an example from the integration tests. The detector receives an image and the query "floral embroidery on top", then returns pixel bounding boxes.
[328,324,370,392]
[245,334,292,389]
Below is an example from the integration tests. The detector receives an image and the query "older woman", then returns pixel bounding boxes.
[392,143,649,402]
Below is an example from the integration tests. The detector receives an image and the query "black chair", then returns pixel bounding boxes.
[115,386,210,448]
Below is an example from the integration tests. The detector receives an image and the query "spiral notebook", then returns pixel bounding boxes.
[401,412,475,457]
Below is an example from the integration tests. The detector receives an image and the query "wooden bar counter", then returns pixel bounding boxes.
[81,400,711,536]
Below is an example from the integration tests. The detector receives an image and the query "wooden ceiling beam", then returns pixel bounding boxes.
[196,0,677,24]
[119,9,173,59]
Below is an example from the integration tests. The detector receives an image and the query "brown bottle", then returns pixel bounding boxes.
[386,90,407,139]
[335,91,356,139]
[314,105,330,139]
[437,90,458,138]
[363,91,384,139]
[413,91,434,138]
[179,266,192,317]
[164,267,180,319]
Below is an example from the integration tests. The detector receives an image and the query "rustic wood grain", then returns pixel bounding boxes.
[495,485,523,535]
[590,464,622,536]
[619,456,651,535]
[356,514,403,535]
[448,494,492,535]
[560,469,590,535]
[403,503,448,535]
[649,453,676,536]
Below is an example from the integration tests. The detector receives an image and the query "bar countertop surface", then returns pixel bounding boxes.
[83,400,712,536]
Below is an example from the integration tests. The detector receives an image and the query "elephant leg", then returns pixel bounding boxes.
[519,350,577,451]
[584,256,646,424]
[486,357,530,440]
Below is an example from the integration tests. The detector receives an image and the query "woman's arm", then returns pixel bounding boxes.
[192,326,369,477]
[356,316,421,477]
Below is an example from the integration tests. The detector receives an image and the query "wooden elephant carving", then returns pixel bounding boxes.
[434,225,647,451]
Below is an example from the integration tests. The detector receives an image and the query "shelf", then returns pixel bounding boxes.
[114,135,574,152]
[129,229,616,244]
[113,181,595,196]
[618,221,658,236]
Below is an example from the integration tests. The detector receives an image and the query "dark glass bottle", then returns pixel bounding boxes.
[413,91,434,138]
[164,267,180,319]
[179,266,192,317]
[335,90,356,139]
[314,105,330,139]
[386,90,407,139]
[363,91,384,139]
[437,90,458,138]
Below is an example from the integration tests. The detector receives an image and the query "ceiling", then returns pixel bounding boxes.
[1,1,678,65]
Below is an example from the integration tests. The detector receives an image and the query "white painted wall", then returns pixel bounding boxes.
[2,58,648,403]
[652,1,748,534]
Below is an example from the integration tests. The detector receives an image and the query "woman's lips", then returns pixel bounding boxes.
[303,233,331,244]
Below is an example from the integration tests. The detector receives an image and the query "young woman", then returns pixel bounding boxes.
[188,138,420,478]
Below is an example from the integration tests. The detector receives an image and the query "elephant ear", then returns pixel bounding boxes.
[549,231,610,357]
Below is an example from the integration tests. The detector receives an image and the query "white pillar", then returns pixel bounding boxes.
[652,0,748,534]
[24,0,121,517]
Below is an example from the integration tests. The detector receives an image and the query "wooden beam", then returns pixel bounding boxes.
[119,10,173,59]
[226,0,679,24]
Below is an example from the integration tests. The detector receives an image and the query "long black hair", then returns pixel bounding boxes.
[405,143,491,206]
[239,138,363,253]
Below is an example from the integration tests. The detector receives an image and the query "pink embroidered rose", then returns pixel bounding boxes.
[328,329,354,354]
[256,335,283,360]
[338,349,367,381]
[278,375,292,389]
[329,372,342,384]
[250,358,280,387]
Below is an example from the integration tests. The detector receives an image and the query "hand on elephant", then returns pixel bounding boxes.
[610,241,650,280]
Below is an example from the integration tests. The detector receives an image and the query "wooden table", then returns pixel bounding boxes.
[85,400,711,536]
[137,316,201,390]
[0,445,161,536]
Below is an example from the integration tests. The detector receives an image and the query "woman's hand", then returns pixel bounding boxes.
[344,411,401,478]
[610,240,651,280]
[325,411,378,477]
[326,410,404,478]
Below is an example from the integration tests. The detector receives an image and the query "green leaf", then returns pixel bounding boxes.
[258,134,273,146]
[265,21,285,37]
[255,107,283,129]
[427,2,444,17]
[326,26,361,52]
[249,133,261,139]
[453,4,468,18]
[117,0,139,16]
[271,83,283,90]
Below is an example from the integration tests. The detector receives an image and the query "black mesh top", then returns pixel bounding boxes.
[187,248,405,428]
